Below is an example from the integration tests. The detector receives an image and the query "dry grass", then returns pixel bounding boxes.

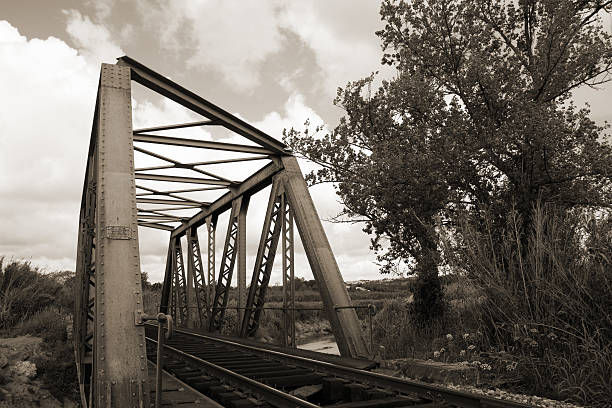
[440,203,612,406]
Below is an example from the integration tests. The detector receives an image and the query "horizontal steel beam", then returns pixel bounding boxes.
[137,186,226,195]
[137,205,203,212]
[135,173,231,186]
[136,197,204,206]
[171,161,283,238]
[138,222,175,231]
[134,133,273,155]
[138,215,187,221]
[117,56,291,155]
[133,120,218,133]
[188,155,270,166]
[139,219,181,224]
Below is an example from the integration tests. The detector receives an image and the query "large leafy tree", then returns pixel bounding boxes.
[285,0,612,322]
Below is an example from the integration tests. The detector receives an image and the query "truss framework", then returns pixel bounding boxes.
[74,57,369,407]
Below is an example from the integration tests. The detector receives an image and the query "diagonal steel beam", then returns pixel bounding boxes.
[133,146,235,183]
[171,161,282,238]
[135,172,231,186]
[133,120,218,133]
[135,184,204,204]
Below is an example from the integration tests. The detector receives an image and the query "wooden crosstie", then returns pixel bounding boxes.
[73,57,369,407]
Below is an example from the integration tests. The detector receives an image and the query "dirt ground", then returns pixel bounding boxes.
[0,336,76,408]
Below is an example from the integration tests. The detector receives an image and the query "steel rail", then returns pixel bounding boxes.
[145,335,319,408]
[154,325,535,408]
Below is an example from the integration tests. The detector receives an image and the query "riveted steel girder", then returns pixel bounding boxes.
[75,64,150,407]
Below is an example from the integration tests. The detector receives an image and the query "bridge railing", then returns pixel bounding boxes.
[165,304,377,356]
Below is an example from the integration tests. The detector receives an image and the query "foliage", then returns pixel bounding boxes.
[0,258,79,402]
[441,204,612,406]
[284,0,612,324]
[26,311,80,403]
[0,258,71,330]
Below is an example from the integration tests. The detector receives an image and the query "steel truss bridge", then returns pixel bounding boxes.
[74,59,534,408]
[73,57,370,407]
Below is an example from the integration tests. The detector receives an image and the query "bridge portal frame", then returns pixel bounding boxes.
[74,57,369,407]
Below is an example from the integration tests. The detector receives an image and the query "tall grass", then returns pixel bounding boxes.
[442,203,612,406]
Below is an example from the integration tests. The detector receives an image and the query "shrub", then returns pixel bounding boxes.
[0,258,68,330]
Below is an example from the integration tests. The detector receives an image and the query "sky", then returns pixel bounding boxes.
[0,1,610,284]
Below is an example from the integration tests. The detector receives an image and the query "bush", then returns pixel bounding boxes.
[14,308,68,344]
[0,258,67,330]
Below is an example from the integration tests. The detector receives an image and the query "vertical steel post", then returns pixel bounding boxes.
[281,192,296,348]
[205,215,216,322]
[74,138,97,407]
[185,234,197,328]
[237,196,250,325]
[240,178,283,338]
[160,241,173,315]
[187,227,207,327]
[172,237,188,326]
[93,64,149,406]
[280,156,370,358]
[209,198,242,331]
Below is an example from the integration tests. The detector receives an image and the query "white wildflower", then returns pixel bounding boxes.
[463,333,469,340]
[14,361,37,378]
[433,351,441,358]
[467,344,476,351]
[446,334,454,341]
[459,349,466,356]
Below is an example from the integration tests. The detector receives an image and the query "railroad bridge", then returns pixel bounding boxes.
[74,59,532,408]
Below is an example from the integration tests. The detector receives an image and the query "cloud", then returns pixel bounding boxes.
[279,1,390,94]
[0,16,382,282]
[135,0,392,97]
[63,9,124,64]
[0,20,100,271]
[254,94,379,282]
[137,0,285,92]
[87,0,116,20]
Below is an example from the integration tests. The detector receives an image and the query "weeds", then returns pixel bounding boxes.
[0,258,78,403]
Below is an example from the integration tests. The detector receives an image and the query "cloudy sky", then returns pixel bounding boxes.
[1,1,610,284]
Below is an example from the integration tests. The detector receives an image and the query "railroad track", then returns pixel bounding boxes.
[144,324,534,408]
